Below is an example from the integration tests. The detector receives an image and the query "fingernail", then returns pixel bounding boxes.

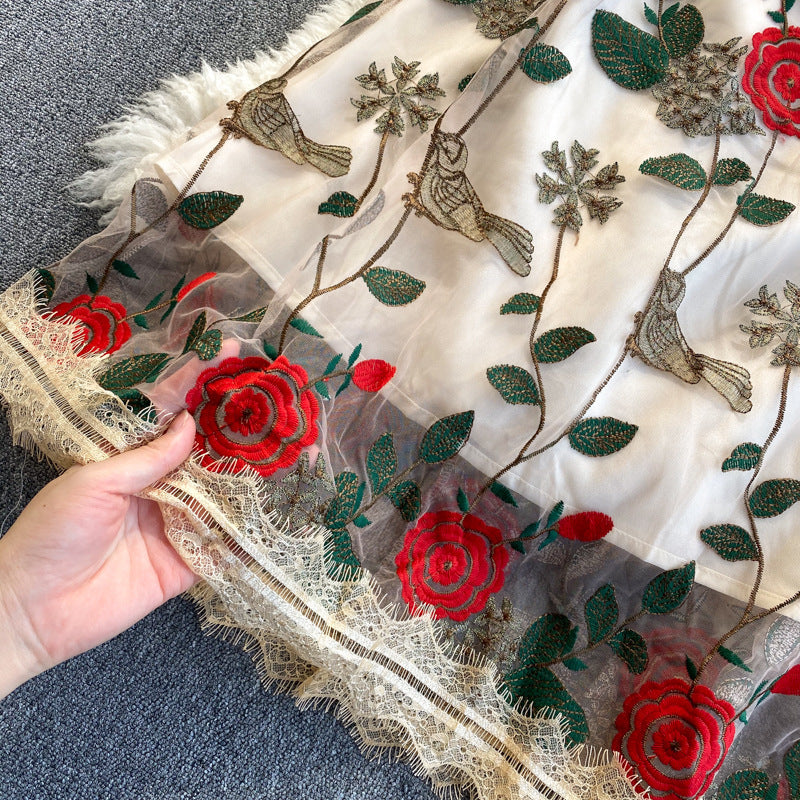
[168,409,194,435]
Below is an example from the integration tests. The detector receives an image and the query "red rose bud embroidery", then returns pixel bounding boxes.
[557,511,613,542]
[352,359,396,392]
[772,664,800,696]
[177,271,217,302]
[52,294,132,356]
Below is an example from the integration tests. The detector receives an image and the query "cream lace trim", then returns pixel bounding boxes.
[0,270,643,800]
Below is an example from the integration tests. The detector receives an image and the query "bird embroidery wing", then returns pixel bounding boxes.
[433,171,482,238]
[249,93,306,164]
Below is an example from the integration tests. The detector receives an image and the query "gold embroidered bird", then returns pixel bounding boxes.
[628,268,752,413]
[403,131,533,276]
[221,77,352,177]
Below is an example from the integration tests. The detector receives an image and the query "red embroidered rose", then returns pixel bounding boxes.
[52,294,131,356]
[395,510,509,622]
[186,355,319,477]
[557,511,613,542]
[743,27,800,137]
[613,678,735,800]
[177,271,216,302]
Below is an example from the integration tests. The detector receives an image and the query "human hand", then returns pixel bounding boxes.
[0,411,198,698]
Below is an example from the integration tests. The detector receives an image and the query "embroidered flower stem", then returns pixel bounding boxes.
[692,363,792,686]
[343,458,425,524]
[681,129,778,277]
[354,130,391,213]
[539,610,647,668]
[456,0,568,137]
[468,224,567,513]
[95,131,232,296]
[278,207,413,351]
[662,128,721,272]
[298,369,352,393]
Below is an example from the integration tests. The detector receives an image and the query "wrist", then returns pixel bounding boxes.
[0,539,45,699]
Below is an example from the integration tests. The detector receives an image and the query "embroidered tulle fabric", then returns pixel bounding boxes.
[4,1,800,798]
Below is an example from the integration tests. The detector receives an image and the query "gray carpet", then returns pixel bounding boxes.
[0,2,438,798]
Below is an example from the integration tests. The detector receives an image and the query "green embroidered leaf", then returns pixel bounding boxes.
[563,657,588,671]
[318,191,358,217]
[133,315,149,329]
[490,481,517,507]
[510,540,526,554]
[520,44,572,83]
[419,411,474,463]
[717,770,770,800]
[178,191,244,229]
[750,479,800,518]
[503,665,588,745]
[585,584,619,645]
[643,3,658,25]
[160,277,185,322]
[546,501,564,529]
[457,487,469,513]
[591,10,669,90]
[765,784,780,800]
[86,272,99,295]
[713,158,752,186]
[315,381,330,400]
[640,154,707,190]
[770,1,796,23]
[263,341,278,360]
[353,515,371,528]
[290,317,323,338]
[144,291,165,311]
[335,373,353,397]
[183,312,207,354]
[518,613,578,666]
[568,417,638,457]
[98,353,170,391]
[785,739,800,800]
[159,304,177,324]
[500,292,541,315]
[719,645,752,673]
[486,364,540,405]
[193,330,222,360]
[533,327,596,363]
[388,480,421,522]
[325,525,361,576]
[366,433,397,495]
[538,530,559,550]
[342,1,382,25]
[642,561,695,614]
[362,267,426,306]
[661,4,704,59]
[325,472,361,529]
[112,259,139,280]
[323,354,342,375]
[685,655,698,680]
[457,73,474,92]
[520,521,541,539]
[347,344,362,369]
[739,194,795,226]
[722,442,762,472]
[113,388,156,422]
[230,307,268,323]
[609,629,648,674]
[700,524,758,562]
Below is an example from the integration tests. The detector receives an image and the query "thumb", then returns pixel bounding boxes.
[92,410,197,495]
